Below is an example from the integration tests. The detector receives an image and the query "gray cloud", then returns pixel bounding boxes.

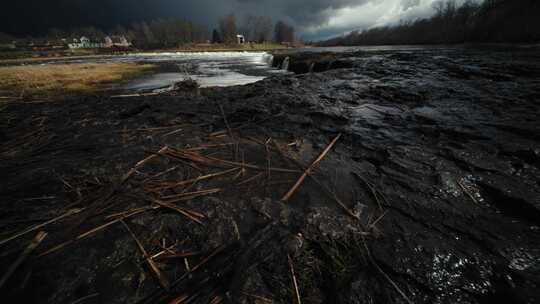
[236,0,366,25]
[1,0,447,39]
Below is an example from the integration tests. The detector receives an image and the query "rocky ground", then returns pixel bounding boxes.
[1,47,540,303]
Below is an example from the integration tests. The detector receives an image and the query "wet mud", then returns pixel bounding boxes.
[1,47,540,303]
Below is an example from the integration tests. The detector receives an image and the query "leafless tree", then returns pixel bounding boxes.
[241,15,273,43]
[318,0,540,46]
[219,14,237,44]
[274,21,295,43]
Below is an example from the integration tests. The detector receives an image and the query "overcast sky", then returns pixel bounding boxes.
[0,0,473,40]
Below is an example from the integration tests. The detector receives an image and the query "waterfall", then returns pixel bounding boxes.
[281,56,290,71]
[262,53,274,66]
[309,62,315,73]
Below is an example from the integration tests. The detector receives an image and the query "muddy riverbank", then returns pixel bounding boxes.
[1,47,540,303]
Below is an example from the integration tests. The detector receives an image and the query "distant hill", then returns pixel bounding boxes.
[318,0,540,46]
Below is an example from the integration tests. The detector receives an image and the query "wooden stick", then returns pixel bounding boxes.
[0,231,47,288]
[240,292,273,303]
[457,180,479,205]
[159,188,223,202]
[218,103,234,141]
[38,208,149,257]
[310,175,361,220]
[185,244,227,273]
[0,208,83,247]
[153,200,205,225]
[121,220,170,290]
[70,293,100,304]
[122,146,168,183]
[282,134,341,202]
[164,147,300,173]
[369,210,389,229]
[237,172,264,186]
[161,128,184,137]
[169,294,189,304]
[145,168,239,192]
[288,254,302,304]
[360,237,414,304]
[185,143,236,151]
[105,206,157,220]
[205,155,300,173]
[154,252,201,260]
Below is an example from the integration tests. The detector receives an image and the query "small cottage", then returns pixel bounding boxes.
[103,36,132,48]
[68,36,98,49]
[236,34,245,44]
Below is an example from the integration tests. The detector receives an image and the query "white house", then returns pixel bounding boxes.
[68,35,131,49]
[103,36,132,48]
[236,34,245,44]
[68,36,103,49]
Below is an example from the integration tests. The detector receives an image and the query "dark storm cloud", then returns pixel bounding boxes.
[0,0,442,38]
[236,0,367,25]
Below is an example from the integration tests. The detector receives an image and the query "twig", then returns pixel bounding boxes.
[0,231,47,288]
[184,143,236,151]
[310,175,361,220]
[282,134,342,202]
[352,172,384,211]
[105,206,157,220]
[164,147,299,173]
[38,207,149,257]
[457,180,479,205]
[270,139,359,219]
[369,210,389,230]
[288,254,302,304]
[145,168,240,192]
[142,166,179,183]
[152,200,205,225]
[241,292,273,303]
[154,252,200,260]
[159,188,223,202]
[147,243,179,261]
[161,128,184,137]
[121,220,170,290]
[237,172,265,186]
[190,244,227,273]
[70,293,100,304]
[0,208,83,247]
[218,103,234,141]
[361,236,414,304]
[122,146,168,183]
[204,155,299,173]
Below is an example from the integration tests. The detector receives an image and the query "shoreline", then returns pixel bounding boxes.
[0,44,294,65]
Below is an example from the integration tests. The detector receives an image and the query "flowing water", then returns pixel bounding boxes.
[13,51,287,91]
[121,52,286,91]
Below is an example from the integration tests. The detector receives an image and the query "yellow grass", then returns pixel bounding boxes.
[0,62,157,99]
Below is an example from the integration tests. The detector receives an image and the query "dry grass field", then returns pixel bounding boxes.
[0,62,157,99]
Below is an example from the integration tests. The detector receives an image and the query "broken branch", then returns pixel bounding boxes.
[282,134,342,202]
[121,220,170,290]
[0,231,47,289]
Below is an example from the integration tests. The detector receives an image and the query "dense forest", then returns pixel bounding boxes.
[319,0,540,46]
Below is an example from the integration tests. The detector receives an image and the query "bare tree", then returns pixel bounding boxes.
[274,21,295,43]
[219,14,237,44]
[241,15,273,43]
[212,29,222,43]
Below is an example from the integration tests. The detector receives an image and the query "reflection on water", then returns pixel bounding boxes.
[5,51,287,91]
[124,52,284,90]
